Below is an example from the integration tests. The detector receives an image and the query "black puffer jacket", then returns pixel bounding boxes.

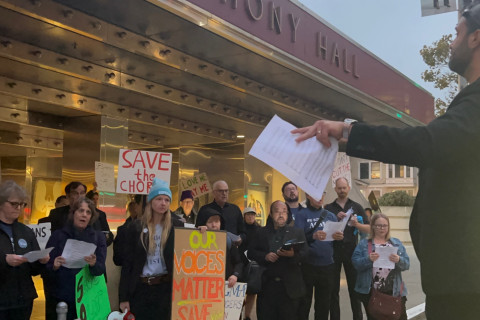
[0,221,44,310]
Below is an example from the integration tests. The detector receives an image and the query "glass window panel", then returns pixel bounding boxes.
[360,163,369,179]
[371,162,380,179]
[394,165,404,178]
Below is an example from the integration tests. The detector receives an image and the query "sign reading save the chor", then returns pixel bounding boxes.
[172,228,226,320]
[116,149,172,194]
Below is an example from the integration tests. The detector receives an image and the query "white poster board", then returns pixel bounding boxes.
[116,149,172,194]
[95,162,115,192]
[224,282,247,320]
[331,152,351,188]
[27,223,51,250]
[179,172,212,198]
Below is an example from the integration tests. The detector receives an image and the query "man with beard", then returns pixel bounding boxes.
[281,181,305,222]
[325,178,369,320]
[292,2,480,318]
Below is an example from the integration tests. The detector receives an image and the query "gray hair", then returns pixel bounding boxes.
[0,180,28,206]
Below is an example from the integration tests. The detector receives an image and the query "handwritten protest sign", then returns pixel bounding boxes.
[116,149,172,194]
[95,161,115,192]
[27,223,51,250]
[331,152,351,188]
[179,173,211,198]
[75,265,111,320]
[225,282,247,320]
[172,228,226,320]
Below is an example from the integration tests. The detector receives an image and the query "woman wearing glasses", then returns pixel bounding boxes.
[352,213,410,320]
[0,180,50,320]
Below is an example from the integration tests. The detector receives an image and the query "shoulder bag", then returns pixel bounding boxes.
[243,260,266,294]
[367,240,403,320]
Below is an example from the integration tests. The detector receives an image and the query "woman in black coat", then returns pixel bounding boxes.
[0,180,49,320]
[119,179,182,320]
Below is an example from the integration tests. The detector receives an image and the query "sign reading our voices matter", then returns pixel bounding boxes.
[172,228,226,320]
[116,149,172,194]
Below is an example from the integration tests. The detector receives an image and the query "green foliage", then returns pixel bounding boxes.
[378,191,415,207]
[420,34,458,116]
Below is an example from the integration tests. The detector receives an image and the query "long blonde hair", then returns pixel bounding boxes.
[140,201,172,254]
[368,212,391,241]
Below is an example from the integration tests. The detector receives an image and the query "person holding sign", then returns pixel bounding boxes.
[248,200,308,320]
[172,190,197,225]
[0,180,49,320]
[352,213,409,320]
[119,178,183,320]
[197,207,243,288]
[45,198,107,320]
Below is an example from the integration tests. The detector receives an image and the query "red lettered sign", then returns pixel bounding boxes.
[116,149,172,194]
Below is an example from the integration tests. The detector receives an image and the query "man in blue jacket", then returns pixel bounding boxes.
[295,193,343,320]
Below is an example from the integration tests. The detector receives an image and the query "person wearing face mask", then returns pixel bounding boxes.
[45,198,107,320]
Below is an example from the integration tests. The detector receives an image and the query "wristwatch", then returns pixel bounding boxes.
[343,118,358,139]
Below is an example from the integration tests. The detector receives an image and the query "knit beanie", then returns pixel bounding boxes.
[180,190,194,201]
[147,178,172,202]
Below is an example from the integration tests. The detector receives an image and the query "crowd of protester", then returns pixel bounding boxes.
[0,177,409,320]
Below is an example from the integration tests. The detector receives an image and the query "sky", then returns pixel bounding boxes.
[297,0,459,99]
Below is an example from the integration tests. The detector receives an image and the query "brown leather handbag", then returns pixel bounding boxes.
[367,288,403,320]
[367,240,403,320]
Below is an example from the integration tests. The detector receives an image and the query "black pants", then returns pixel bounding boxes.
[426,293,480,320]
[330,243,363,320]
[357,291,407,320]
[131,281,171,320]
[298,263,334,320]
[257,278,300,320]
[0,301,33,320]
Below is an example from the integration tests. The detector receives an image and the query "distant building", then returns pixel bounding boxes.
[350,159,418,200]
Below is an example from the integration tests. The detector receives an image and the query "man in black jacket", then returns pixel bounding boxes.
[196,180,246,244]
[292,3,480,318]
[248,200,308,320]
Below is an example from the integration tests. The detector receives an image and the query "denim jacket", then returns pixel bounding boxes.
[352,237,409,296]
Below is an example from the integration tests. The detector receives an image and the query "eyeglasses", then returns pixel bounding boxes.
[6,201,27,209]
[374,224,389,230]
[463,5,480,30]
